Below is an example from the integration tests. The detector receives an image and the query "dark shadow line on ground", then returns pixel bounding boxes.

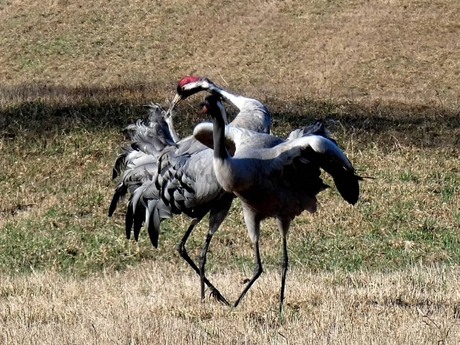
[1,84,459,148]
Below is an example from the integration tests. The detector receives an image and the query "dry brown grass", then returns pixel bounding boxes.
[1,262,459,344]
[1,0,460,106]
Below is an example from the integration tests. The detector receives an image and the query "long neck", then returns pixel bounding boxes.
[209,84,271,134]
[210,106,230,161]
[164,116,180,143]
[208,84,245,111]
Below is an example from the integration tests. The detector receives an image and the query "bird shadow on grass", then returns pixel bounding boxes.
[1,83,459,149]
[267,97,460,149]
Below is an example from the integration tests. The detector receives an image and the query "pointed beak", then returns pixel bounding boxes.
[166,93,182,118]
[171,93,181,107]
[199,104,208,115]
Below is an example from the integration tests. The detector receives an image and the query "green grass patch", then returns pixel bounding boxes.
[1,96,459,278]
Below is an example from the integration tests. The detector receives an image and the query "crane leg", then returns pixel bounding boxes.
[198,231,228,304]
[280,234,289,315]
[177,218,229,306]
[198,198,233,306]
[234,241,263,307]
[277,218,291,316]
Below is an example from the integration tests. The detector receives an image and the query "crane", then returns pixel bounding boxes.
[195,95,362,313]
[109,77,272,305]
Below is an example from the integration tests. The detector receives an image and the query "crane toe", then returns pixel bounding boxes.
[209,288,230,306]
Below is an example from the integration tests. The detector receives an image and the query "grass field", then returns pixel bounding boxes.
[1,0,459,344]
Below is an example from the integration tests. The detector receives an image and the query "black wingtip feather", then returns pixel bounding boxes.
[112,154,128,179]
[148,220,159,249]
[125,204,134,240]
[108,187,124,217]
[333,172,361,205]
[133,204,145,242]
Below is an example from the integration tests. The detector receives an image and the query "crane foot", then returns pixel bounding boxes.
[209,288,230,306]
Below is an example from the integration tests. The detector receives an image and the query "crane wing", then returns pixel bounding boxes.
[271,135,360,205]
[110,103,178,213]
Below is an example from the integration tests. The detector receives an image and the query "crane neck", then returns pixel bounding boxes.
[164,116,180,143]
[208,85,239,109]
[210,104,231,161]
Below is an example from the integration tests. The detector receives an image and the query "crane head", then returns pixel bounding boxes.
[172,76,214,105]
[166,76,216,120]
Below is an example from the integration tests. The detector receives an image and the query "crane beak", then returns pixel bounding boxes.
[199,104,208,115]
[171,93,182,108]
[165,93,182,119]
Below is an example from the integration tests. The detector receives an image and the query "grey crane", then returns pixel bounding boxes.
[195,95,362,313]
[109,76,272,304]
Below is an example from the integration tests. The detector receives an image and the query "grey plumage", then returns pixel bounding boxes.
[109,103,176,244]
[109,77,272,305]
[196,95,362,313]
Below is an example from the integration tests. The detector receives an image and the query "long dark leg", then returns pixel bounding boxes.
[198,233,230,306]
[277,218,291,315]
[199,232,214,301]
[234,206,263,308]
[198,197,233,306]
[177,218,229,305]
[280,234,289,315]
[234,240,263,307]
[177,218,201,273]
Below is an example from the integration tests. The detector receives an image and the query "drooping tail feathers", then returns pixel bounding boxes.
[296,120,361,205]
[109,103,179,246]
